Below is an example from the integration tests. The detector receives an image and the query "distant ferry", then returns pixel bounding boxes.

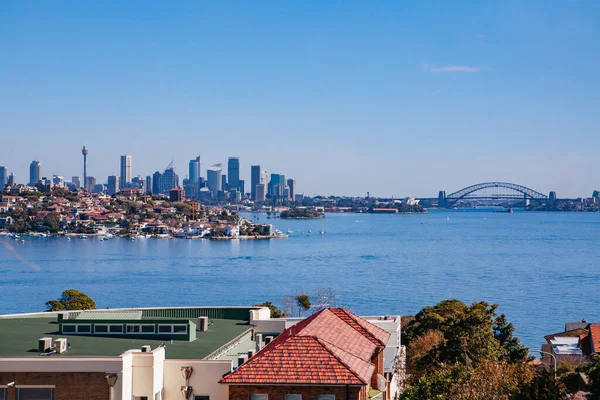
[493,208,513,213]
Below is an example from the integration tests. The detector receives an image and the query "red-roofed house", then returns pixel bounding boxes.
[220,308,392,400]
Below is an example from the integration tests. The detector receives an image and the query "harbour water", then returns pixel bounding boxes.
[1,209,599,350]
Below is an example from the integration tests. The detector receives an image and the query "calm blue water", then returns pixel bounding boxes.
[1,209,599,349]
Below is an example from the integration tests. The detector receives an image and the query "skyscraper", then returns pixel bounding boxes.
[85,176,96,191]
[189,156,201,185]
[152,167,179,195]
[7,173,15,186]
[287,178,296,200]
[29,160,42,185]
[228,157,240,190]
[255,184,266,202]
[207,164,222,195]
[145,175,152,194]
[0,166,7,188]
[268,174,286,197]
[107,176,119,195]
[120,155,132,189]
[72,176,81,189]
[251,165,261,200]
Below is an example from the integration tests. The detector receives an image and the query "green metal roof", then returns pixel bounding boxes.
[74,310,143,320]
[0,317,251,359]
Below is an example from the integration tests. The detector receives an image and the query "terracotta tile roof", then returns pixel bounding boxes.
[590,325,600,353]
[329,308,391,346]
[220,308,388,385]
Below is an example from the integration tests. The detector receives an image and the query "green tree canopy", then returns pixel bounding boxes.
[45,289,97,311]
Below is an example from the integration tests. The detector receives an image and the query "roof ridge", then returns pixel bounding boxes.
[313,336,369,385]
[333,308,388,346]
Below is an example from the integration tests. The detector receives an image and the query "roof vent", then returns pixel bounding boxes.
[264,336,274,345]
[141,345,151,353]
[198,316,209,332]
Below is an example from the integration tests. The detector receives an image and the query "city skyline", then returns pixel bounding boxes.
[2,1,600,197]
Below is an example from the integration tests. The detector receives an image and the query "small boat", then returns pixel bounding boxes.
[308,229,312,234]
[319,230,325,235]
[67,237,71,241]
[21,239,25,243]
[287,230,293,234]
[79,235,87,239]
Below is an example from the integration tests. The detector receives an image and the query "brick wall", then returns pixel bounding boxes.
[0,372,110,400]
[228,384,365,400]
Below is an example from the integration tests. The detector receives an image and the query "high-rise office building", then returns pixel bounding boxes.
[72,176,81,189]
[207,164,222,195]
[251,165,261,200]
[52,175,64,187]
[152,167,179,195]
[287,179,296,200]
[228,157,240,190]
[107,176,119,195]
[221,174,227,192]
[146,176,153,194]
[239,179,245,197]
[255,184,266,202]
[268,174,286,197]
[85,176,96,191]
[120,155,132,189]
[0,166,7,188]
[7,173,15,186]
[29,160,42,186]
[189,156,201,185]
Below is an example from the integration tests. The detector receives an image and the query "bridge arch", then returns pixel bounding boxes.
[444,182,547,206]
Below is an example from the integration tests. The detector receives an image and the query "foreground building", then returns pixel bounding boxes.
[542,319,600,366]
[0,307,403,400]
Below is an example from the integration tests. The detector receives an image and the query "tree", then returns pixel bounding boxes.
[295,294,311,317]
[402,299,533,400]
[43,212,61,233]
[45,289,97,311]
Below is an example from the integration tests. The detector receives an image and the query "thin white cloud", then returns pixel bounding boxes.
[423,64,488,73]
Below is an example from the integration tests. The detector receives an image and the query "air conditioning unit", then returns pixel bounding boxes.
[54,338,68,354]
[38,337,52,353]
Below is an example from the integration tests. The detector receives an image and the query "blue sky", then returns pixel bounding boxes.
[1,1,599,197]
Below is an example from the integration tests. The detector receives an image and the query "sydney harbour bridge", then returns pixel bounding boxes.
[418,182,556,208]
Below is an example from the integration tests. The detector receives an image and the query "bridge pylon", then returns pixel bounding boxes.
[438,191,447,208]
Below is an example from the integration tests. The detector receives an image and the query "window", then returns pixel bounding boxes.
[61,325,75,333]
[158,325,171,333]
[94,325,108,333]
[141,325,155,333]
[17,387,54,400]
[109,325,123,333]
[251,395,268,400]
[194,396,209,400]
[77,325,91,333]
[318,396,335,400]
[127,325,140,333]
[285,395,301,400]
[173,325,187,334]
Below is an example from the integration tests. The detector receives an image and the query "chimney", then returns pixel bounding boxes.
[255,333,263,351]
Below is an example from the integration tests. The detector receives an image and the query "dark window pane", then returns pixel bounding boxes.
[127,325,140,333]
[173,325,187,333]
[109,325,123,333]
[141,325,155,333]
[158,325,171,333]
[17,387,54,400]
[94,325,108,333]
[62,325,75,333]
[77,325,91,333]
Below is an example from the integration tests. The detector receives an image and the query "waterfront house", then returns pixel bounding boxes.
[0,307,403,400]
[542,320,600,366]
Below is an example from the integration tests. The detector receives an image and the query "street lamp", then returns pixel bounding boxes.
[531,350,557,383]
